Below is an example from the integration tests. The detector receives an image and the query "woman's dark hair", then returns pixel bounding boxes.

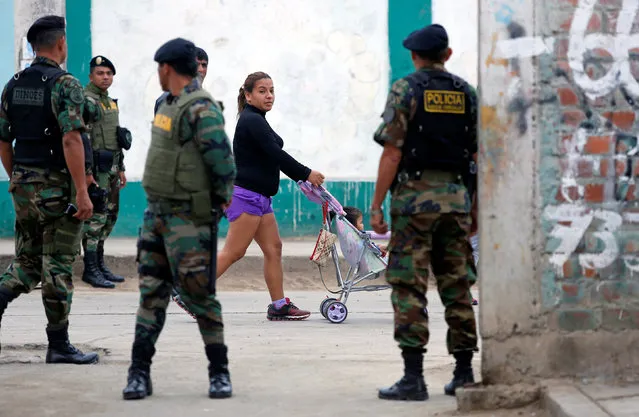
[237,71,271,116]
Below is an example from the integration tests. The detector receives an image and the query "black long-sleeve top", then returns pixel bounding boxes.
[233,104,311,197]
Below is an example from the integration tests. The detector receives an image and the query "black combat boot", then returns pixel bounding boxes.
[82,251,115,288]
[45,324,99,364]
[97,241,124,283]
[444,350,475,396]
[0,287,18,355]
[122,336,156,400]
[378,348,428,401]
[205,344,232,399]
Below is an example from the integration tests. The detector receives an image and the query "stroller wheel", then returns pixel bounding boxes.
[320,297,337,318]
[326,301,348,324]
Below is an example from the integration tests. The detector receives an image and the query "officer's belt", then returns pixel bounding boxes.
[398,169,462,184]
[147,199,191,214]
[12,164,69,178]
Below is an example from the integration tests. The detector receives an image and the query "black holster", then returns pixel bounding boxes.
[93,150,114,173]
[88,183,108,213]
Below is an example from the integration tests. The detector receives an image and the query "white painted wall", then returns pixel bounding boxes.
[91,0,389,181]
[0,0,65,180]
[432,0,479,87]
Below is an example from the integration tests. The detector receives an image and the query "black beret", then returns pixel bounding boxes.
[90,55,116,75]
[195,47,208,62]
[154,38,196,65]
[27,15,65,44]
[402,24,449,53]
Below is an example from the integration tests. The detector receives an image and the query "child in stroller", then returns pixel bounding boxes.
[331,206,388,257]
[337,205,477,306]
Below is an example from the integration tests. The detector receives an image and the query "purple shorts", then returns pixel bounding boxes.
[225,186,274,222]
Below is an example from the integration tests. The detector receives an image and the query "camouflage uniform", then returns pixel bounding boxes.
[123,75,236,400]
[0,56,98,364]
[375,65,479,400]
[376,72,479,352]
[82,83,125,253]
[81,82,126,288]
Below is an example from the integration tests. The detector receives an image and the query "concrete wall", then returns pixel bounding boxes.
[480,0,639,384]
[432,0,479,87]
[0,0,433,237]
[91,0,389,182]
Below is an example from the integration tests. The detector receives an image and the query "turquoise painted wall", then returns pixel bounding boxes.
[0,1,431,238]
[0,180,390,238]
[388,0,432,83]
[65,0,92,85]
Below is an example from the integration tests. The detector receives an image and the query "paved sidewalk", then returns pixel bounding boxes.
[545,382,639,417]
[0,288,503,417]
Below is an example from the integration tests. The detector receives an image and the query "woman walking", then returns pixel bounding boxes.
[218,71,325,321]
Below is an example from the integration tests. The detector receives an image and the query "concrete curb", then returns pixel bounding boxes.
[0,237,396,292]
[0,254,367,292]
[543,384,611,417]
[455,383,541,412]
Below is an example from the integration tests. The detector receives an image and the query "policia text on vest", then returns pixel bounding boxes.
[424,90,465,114]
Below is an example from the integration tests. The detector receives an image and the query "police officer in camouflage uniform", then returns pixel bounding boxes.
[81,55,132,289]
[122,38,236,400]
[370,24,479,401]
[153,46,220,318]
[0,15,99,364]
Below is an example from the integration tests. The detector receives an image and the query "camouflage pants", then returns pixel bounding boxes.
[0,170,82,330]
[133,207,223,349]
[387,212,478,354]
[82,169,119,253]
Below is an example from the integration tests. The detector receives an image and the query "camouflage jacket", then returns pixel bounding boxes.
[0,56,87,182]
[374,66,478,215]
[169,78,236,204]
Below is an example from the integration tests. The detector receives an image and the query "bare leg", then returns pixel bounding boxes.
[253,213,284,301]
[216,213,261,279]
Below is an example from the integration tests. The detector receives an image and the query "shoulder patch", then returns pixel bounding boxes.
[69,87,85,105]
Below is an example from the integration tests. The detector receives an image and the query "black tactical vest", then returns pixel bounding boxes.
[5,63,68,169]
[401,70,475,174]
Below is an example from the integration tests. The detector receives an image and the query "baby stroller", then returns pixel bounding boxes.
[298,181,390,324]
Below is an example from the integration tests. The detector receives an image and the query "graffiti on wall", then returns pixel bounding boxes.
[569,0,639,101]
[483,0,639,309]
[541,0,639,307]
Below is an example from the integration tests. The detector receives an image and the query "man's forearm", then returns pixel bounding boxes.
[0,142,13,180]
[372,146,402,209]
[63,131,88,192]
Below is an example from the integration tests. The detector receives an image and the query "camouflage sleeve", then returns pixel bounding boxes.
[118,152,125,172]
[52,75,87,134]
[83,95,102,124]
[182,99,236,204]
[467,85,478,155]
[373,78,415,149]
[0,84,10,143]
